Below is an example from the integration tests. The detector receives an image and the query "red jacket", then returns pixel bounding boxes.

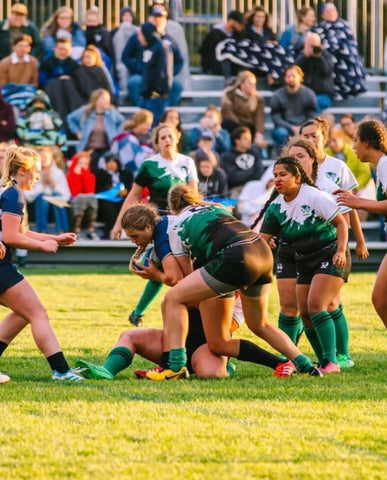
[67,153,96,196]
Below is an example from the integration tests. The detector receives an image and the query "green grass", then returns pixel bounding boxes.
[0,268,386,480]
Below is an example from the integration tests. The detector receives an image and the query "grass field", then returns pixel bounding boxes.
[0,267,386,480]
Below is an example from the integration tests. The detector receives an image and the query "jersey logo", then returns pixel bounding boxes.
[301,205,312,216]
[325,172,339,184]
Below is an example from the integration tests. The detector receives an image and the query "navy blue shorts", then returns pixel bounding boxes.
[0,262,24,295]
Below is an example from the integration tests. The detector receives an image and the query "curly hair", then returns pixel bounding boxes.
[356,119,387,154]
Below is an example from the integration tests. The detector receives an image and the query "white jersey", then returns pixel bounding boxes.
[317,154,358,190]
[376,154,387,201]
[316,174,351,214]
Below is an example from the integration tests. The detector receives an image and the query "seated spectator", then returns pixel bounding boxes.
[16,90,67,154]
[67,151,99,240]
[221,126,264,200]
[326,126,376,220]
[95,152,133,239]
[189,104,231,155]
[0,34,38,86]
[339,113,357,146]
[39,38,84,125]
[271,64,317,147]
[24,145,71,234]
[74,45,115,104]
[196,149,228,198]
[189,131,220,167]
[296,32,334,112]
[221,70,267,152]
[84,7,113,63]
[0,3,41,61]
[199,10,245,76]
[122,16,183,110]
[0,88,16,142]
[110,108,155,175]
[67,88,125,172]
[149,2,191,91]
[160,108,189,154]
[111,7,138,92]
[279,6,316,57]
[40,6,86,61]
[312,2,366,100]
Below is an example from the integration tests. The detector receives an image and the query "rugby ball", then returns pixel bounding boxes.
[132,247,161,271]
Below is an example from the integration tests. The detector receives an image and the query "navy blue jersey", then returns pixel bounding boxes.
[0,182,24,264]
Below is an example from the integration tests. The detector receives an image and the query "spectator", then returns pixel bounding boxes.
[160,108,189,154]
[40,6,86,61]
[312,2,367,100]
[0,34,38,86]
[16,90,67,154]
[84,7,113,62]
[95,152,133,239]
[67,151,99,240]
[221,126,264,200]
[110,108,155,175]
[279,6,316,57]
[122,17,182,110]
[189,130,220,168]
[24,145,71,234]
[339,113,357,146]
[221,70,267,152]
[196,149,228,198]
[189,104,231,155]
[0,3,41,61]
[74,45,115,104]
[295,32,334,112]
[67,89,125,171]
[39,38,84,125]
[271,64,317,147]
[245,6,277,44]
[149,2,191,91]
[0,88,16,142]
[199,10,245,76]
[111,7,138,92]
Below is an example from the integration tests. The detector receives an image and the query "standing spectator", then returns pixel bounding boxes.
[312,2,366,100]
[189,104,231,155]
[221,70,267,152]
[110,108,155,175]
[279,6,316,57]
[67,89,125,171]
[221,126,264,200]
[40,6,86,61]
[39,38,84,125]
[339,113,357,146]
[95,152,133,239]
[0,88,16,142]
[196,149,228,198]
[16,90,67,154]
[111,7,138,92]
[24,145,71,234]
[0,34,38,87]
[199,10,245,76]
[67,151,98,240]
[0,3,41,61]
[296,32,334,112]
[74,45,115,104]
[271,64,317,147]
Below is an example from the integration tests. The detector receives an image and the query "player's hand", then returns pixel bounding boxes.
[332,251,346,268]
[41,239,58,253]
[56,233,77,246]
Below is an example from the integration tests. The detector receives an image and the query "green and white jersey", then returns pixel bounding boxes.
[169,203,257,265]
[318,154,358,190]
[316,174,351,214]
[376,155,387,201]
[135,153,198,210]
[261,184,340,254]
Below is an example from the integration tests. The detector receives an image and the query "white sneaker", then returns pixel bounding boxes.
[0,371,10,384]
[52,369,85,381]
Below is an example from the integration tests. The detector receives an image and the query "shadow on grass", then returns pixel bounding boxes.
[0,352,386,404]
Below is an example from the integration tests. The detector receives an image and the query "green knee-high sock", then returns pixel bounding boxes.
[278,313,302,344]
[169,348,187,372]
[103,346,133,376]
[330,304,350,357]
[305,327,324,364]
[134,280,164,316]
[292,354,314,373]
[311,311,337,364]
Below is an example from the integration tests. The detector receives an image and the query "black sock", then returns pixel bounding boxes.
[160,351,169,369]
[46,352,70,374]
[237,339,283,369]
[0,340,8,357]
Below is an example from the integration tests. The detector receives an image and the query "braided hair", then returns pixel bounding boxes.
[250,156,316,229]
[356,119,387,154]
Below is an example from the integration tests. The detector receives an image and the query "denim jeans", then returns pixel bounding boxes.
[140,97,169,126]
[127,74,182,106]
[272,126,291,146]
[35,193,69,233]
[316,94,333,113]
